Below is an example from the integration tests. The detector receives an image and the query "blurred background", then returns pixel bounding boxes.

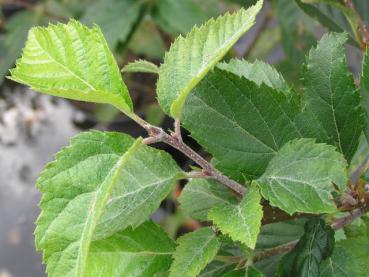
[0,0,368,276]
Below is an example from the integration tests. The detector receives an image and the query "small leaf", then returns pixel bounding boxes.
[35,131,181,276]
[178,179,238,221]
[208,185,263,249]
[217,59,289,93]
[169,227,220,277]
[9,20,133,115]
[279,218,335,277]
[257,139,347,215]
[86,221,175,276]
[82,0,146,48]
[303,32,364,161]
[157,0,263,117]
[122,59,159,74]
[222,267,265,277]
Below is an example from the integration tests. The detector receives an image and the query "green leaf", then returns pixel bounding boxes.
[303,32,364,161]
[86,221,175,276]
[35,131,181,276]
[217,59,289,93]
[320,237,369,277]
[152,0,212,35]
[0,10,37,84]
[254,219,306,276]
[157,0,263,118]
[178,179,237,221]
[169,227,221,277]
[182,68,304,181]
[9,20,133,115]
[81,0,145,48]
[208,185,263,249]
[122,59,159,74]
[200,261,235,277]
[257,139,346,215]
[279,218,335,277]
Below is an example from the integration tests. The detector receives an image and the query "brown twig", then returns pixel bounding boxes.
[131,114,246,197]
[344,0,369,48]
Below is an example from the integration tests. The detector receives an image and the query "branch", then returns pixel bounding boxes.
[344,0,369,48]
[131,114,246,197]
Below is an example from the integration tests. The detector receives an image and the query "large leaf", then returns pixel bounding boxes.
[279,218,335,277]
[9,20,133,115]
[256,139,346,215]
[178,179,237,221]
[156,0,263,117]
[182,68,304,181]
[86,221,175,276]
[35,131,181,276]
[217,59,289,93]
[303,32,364,161]
[208,185,263,249]
[82,0,145,48]
[319,237,369,277]
[169,227,220,277]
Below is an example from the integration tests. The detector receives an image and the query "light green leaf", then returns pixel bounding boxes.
[0,10,37,84]
[81,0,145,48]
[122,59,159,74]
[178,179,237,221]
[9,20,133,115]
[279,218,335,277]
[218,59,289,93]
[86,221,175,277]
[208,185,263,249]
[157,0,263,118]
[35,131,181,276]
[320,237,369,277]
[257,139,346,215]
[169,227,220,277]
[182,68,304,181]
[303,32,364,161]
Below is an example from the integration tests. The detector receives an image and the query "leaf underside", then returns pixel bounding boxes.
[157,0,263,117]
[35,131,181,276]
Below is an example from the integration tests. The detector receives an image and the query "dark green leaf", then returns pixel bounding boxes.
[279,218,335,277]
[303,32,364,161]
